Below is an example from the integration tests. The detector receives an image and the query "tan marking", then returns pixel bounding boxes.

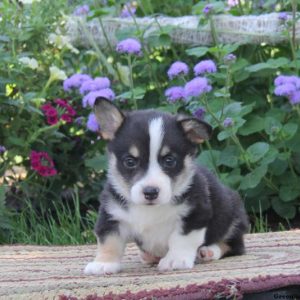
[160,146,170,156]
[219,241,231,257]
[129,145,139,157]
[139,250,161,265]
[94,235,125,263]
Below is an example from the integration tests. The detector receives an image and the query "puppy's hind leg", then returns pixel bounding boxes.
[198,242,231,262]
[197,234,246,262]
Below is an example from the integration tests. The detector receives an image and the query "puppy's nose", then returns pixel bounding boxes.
[143,186,159,200]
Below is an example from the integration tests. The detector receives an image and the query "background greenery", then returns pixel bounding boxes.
[0,0,299,244]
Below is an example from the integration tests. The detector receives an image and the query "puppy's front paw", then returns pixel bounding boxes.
[84,261,121,275]
[158,253,194,271]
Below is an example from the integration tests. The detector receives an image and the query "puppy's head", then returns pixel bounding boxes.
[94,98,212,206]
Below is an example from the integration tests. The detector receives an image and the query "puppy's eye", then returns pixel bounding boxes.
[123,156,138,169]
[162,154,177,168]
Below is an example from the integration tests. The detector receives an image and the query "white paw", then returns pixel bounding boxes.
[158,253,194,271]
[84,261,121,275]
[198,245,222,262]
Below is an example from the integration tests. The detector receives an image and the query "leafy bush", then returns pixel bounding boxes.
[0,0,299,243]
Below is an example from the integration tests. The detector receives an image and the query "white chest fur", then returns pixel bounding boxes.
[106,201,190,257]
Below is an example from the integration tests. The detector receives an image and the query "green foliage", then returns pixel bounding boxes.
[0,0,300,244]
[0,189,96,245]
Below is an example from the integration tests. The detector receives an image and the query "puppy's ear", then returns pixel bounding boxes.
[178,118,212,144]
[94,97,125,140]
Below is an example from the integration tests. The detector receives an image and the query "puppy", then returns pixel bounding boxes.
[84,97,249,275]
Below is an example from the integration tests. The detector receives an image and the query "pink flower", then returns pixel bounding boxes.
[30,151,57,177]
[41,99,76,125]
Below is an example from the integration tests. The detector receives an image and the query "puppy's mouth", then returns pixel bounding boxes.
[144,200,158,206]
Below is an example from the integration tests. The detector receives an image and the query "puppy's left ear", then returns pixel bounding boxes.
[179,118,212,144]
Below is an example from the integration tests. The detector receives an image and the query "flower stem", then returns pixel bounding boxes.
[127,55,137,110]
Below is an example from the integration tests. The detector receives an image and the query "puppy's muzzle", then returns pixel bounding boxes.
[143,186,160,201]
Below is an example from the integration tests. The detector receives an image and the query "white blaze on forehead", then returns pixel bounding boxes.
[149,117,164,164]
[130,117,172,205]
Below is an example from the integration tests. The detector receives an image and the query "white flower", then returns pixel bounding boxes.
[49,66,67,81]
[19,0,41,4]
[19,57,39,70]
[48,33,79,54]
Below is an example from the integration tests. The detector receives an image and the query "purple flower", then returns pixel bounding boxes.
[203,4,213,15]
[278,12,288,21]
[87,113,100,132]
[167,61,189,80]
[223,117,234,128]
[165,86,185,103]
[274,84,297,96]
[79,77,111,95]
[227,0,238,7]
[224,54,237,64]
[75,116,84,125]
[73,5,89,16]
[289,91,300,105]
[193,107,206,120]
[194,60,217,75]
[184,77,212,98]
[120,2,137,18]
[116,38,142,55]
[0,145,6,153]
[82,89,115,108]
[274,75,300,89]
[63,74,92,92]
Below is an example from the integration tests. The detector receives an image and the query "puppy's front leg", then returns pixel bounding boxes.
[84,234,125,275]
[158,227,207,271]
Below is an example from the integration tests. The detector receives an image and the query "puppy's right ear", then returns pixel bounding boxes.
[94,97,125,140]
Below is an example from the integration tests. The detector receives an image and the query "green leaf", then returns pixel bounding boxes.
[217,128,237,141]
[272,197,296,219]
[116,63,130,87]
[197,150,220,171]
[218,146,239,168]
[246,57,289,73]
[286,131,300,151]
[185,47,209,57]
[139,0,154,14]
[85,154,107,172]
[221,168,242,188]
[260,146,278,165]
[117,87,146,100]
[221,43,240,55]
[239,165,268,190]
[264,116,282,135]
[246,142,270,163]
[223,102,241,116]
[282,123,298,140]
[239,116,265,136]
[269,158,288,176]
[158,33,171,47]
[279,185,300,202]
[87,8,110,20]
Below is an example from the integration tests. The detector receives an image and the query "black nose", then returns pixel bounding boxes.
[143,186,159,200]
